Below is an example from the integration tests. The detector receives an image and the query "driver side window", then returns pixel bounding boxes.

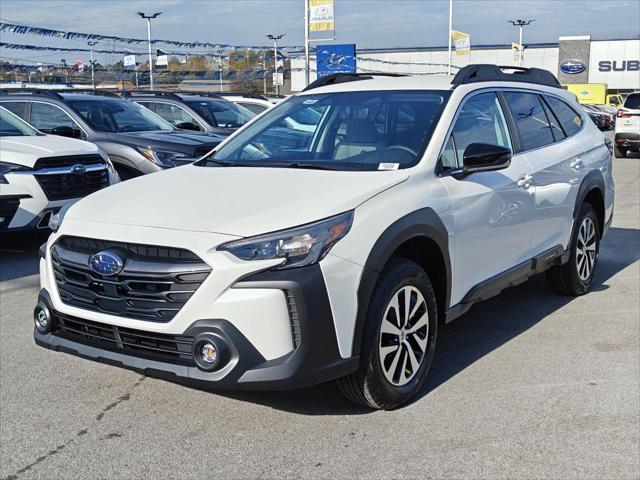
[148,102,196,127]
[441,92,512,170]
[30,102,80,134]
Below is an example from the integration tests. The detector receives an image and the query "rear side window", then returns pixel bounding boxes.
[1,102,28,119]
[624,93,640,109]
[545,96,583,136]
[503,92,555,151]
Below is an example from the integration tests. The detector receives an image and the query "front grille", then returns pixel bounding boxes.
[35,167,108,201]
[53,311,195,366]
[52,236,211,322]
[0,197,20,228]
[34,154,105,170]
[284,290,302,349]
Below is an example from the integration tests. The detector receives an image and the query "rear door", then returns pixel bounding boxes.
[502,90,586,253]
[438,91,536,304]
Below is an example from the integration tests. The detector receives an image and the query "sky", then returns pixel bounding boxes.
[0,0,639,65]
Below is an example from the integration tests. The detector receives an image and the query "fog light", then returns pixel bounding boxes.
[48,212,61,232]
[34,303,52,333]
[201,342,218,364]
[192,335,227,372]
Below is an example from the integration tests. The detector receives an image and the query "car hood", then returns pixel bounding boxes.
[66,164,408,236]
[108,130,224,154]
[0,134,100,168]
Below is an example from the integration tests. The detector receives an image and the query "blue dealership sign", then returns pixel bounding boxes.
[560,59,587,75]
[316,44,356,78]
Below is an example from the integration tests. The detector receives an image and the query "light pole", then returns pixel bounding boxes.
[87,41,97,88]
[137,11,162,90]
[509,19,534,66]
[267,34,285,95]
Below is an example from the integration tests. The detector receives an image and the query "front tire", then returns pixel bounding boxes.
[337,259,438,410]
[547,203,600,296]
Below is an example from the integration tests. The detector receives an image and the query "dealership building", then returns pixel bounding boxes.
[290,35,640,93]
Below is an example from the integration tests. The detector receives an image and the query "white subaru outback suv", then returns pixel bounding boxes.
[34,65,614,409]
[0,106,119,232]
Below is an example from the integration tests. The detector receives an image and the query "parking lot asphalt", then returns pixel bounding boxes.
[1,147,639,480]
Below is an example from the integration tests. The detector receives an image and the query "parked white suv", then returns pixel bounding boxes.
[0,106,119,232]
[34,66,614,409]
[614,92,640,157]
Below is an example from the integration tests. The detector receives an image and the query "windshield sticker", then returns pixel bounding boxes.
[302,99,318,105]
[378,163,400,171]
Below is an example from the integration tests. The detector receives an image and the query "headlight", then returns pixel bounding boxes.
[136,147,188,167]
[0,161,29,184]
[218,211,353,270]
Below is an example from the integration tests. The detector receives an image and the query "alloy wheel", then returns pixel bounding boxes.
[378,286,429,386]
[576,217,597,281]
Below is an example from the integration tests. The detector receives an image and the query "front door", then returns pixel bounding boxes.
[438,91,536,305]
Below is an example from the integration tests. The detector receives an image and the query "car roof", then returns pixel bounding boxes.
[59,93,126,101]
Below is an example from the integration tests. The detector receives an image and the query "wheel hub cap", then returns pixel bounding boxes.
[378,286,429,386]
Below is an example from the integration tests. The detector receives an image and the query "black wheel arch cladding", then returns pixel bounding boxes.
[352,207,451,357]
[574,169,606,232]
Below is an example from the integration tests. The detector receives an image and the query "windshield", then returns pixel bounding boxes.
[186,99,255,128]
[199,90,449,171]
[68,99,174,133]
[0,107,39,136]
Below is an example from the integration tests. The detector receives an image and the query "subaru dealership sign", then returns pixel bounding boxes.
[560,59,587,74]
[316,44,356,77]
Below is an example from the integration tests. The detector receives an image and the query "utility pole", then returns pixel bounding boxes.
[217,49,224,93]
[137,11,162,89]
[509,19,534,66]
[87,41,97,89]
[267,34,285,96]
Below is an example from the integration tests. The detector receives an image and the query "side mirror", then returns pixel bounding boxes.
[462,143,512,173]
[176,122,201,131]
[51,125,82,138]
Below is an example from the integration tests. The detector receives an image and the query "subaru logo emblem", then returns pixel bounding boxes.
[89,251,124,276]
[71,164,87,174]
[560,59,587,75]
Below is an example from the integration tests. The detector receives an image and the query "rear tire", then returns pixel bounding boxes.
[337,258,438,410]
[547,203,600,296]
[614,145,627,158]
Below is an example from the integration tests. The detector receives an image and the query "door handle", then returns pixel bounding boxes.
[570,158,584,170]
[517,174,534,189]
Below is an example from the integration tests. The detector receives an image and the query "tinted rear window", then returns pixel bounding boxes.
[0,101,27,119]
[503,92,554,151]
[545,96,582,137]
[624,93,640,109]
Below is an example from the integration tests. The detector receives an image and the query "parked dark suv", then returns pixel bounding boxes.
[123,91,255,137]
[0,89,224,179]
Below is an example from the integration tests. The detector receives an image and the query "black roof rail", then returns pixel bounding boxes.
[452,64,561,88]
[0,88,64,99]
[302,72,406,92]
[120,90,183,100]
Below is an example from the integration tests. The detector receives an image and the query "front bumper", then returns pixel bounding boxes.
[0,175,66,231]
[34,263,359,390]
